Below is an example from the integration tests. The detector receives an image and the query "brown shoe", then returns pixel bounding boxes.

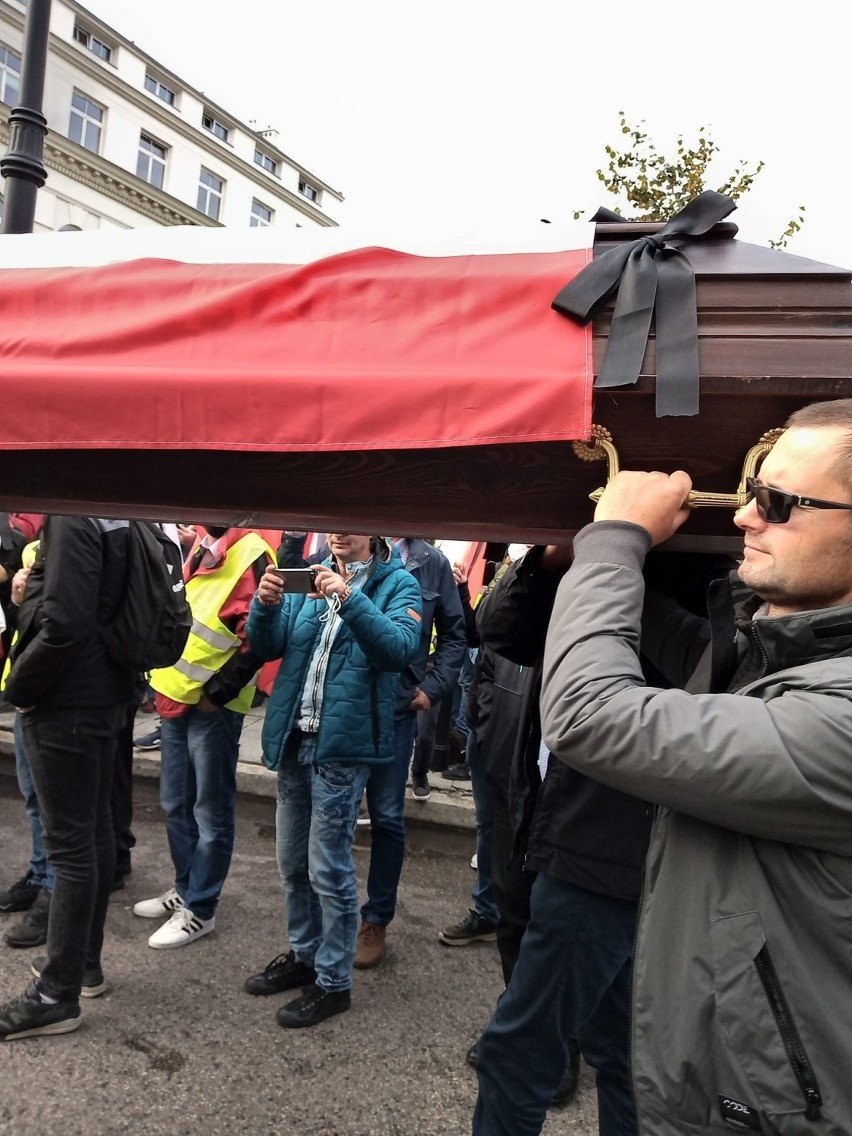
[354,921,386,969]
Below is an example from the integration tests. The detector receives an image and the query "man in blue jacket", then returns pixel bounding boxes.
[354,537,465,969]
[243,535,421,1027]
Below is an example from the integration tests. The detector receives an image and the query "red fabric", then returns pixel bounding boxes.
[0,247,591,452]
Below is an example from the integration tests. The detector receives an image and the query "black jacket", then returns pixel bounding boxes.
[476,546,652,902]
[6,515,136,709]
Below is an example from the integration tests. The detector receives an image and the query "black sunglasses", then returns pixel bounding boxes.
[745,477,852,524]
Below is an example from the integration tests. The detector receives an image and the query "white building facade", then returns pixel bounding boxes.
[0,0,343,232]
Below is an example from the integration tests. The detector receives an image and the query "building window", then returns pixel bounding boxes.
[144,74,175,106]
[68,90,104,154]
[73,25,113,64]
[197,168,224,221]
[137,134,167,190]
[254,148,278,177]
[202,113,229,143]
[298,179,321,205]
[250,200,273,228]
[0,42,21,107]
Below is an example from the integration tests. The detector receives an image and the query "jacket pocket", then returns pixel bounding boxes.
[710,913,825,1130]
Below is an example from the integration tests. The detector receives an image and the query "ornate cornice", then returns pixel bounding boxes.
[1,111,214,225]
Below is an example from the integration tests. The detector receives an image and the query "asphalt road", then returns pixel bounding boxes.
[0,774,600,1136]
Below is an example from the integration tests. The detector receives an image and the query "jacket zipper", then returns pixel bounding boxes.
[754,945,823,1121]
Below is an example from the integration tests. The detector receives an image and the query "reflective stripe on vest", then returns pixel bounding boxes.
[149,532,274,713]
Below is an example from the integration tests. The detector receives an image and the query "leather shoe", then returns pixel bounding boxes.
[244,949,316,995]
[3,888,50,949]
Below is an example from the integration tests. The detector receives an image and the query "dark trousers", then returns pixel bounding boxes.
[111,702,137,878]
[22,703,123,1002]
[473,872,639,1136]
[489,791,534,986]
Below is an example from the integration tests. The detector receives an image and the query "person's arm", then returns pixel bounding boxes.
[337,571,422,671]
[540,472,852,854]
[417,557,466,708]
[4,516,103,707]
[204,553,274,706]
[475,546,570,666]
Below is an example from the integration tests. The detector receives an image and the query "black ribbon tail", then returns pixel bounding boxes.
[596,244,657,389]
[655,250,699,416]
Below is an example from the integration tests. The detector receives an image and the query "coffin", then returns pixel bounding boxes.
[1,218,850,550]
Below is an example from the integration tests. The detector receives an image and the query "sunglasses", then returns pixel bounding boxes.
[745,477,852,524]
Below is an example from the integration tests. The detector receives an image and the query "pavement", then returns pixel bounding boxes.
[0,701,477,834]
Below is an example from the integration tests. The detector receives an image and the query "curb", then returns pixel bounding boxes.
[0,722,476,833]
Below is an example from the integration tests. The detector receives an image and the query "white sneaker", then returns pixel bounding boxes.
[147,907,215,950]
[133,887,184,919]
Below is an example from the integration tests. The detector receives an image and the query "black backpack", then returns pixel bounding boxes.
[99,521,192,672]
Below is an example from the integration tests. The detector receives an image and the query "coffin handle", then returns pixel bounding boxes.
[573,426,786,509]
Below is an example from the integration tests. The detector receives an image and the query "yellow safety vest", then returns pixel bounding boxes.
[1,540,40,692]
[149,532,274,714]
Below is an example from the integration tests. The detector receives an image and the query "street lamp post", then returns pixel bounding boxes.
[0,0,52,235]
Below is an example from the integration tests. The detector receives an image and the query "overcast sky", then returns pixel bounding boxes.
[92,0,851,268]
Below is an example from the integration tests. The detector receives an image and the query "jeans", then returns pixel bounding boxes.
[360,714,417,926]
[13,711,53,892]
[452,647,478,744]
[473,873,639,1136]
[467,731,499,925]
[111,702,137,878]
[489,793,533,986]
[21,703,123,1002]
[276,733,371,992]
[159,706,243,921]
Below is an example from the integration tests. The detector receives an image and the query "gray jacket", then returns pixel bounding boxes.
[541,520,852,1135]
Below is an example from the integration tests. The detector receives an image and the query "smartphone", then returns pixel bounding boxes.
[270,567,317,593]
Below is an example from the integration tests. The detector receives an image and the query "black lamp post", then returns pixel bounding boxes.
[1,0,52,235]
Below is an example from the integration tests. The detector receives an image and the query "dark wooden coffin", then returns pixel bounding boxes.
[2,220,851,549]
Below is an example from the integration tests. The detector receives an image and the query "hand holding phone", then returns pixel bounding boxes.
[269,567,318,593]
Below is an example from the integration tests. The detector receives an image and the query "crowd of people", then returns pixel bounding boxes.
[2,396,852,1135]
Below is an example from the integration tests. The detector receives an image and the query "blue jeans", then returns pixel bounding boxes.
[467,731,499,924]
[452,647,478,744]
[473,873,639,1136]
[276,733,371,992]
[360,714,417,926]
[159,706,243,920]
[13,712,53,891]
[22,704,123,1002]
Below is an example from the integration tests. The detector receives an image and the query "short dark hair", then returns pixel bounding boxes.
[786,399,852,494]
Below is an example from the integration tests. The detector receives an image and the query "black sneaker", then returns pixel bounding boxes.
[438,909,498,946]
[0,981,81,1041]
[411,774,431,802]
[30,956,106,999]
[466,1040,479,1069]
[0,875,40,914]
[4,889,50,949]
[276,982,351,1029]
[442,761,471,781]
[244,949,317,996]
[549,1040,581,1109]
[134,726,161,751]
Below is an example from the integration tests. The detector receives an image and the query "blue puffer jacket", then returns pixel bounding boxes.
[247,543,422,769]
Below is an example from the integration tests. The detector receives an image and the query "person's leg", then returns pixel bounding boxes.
[275,741,321,967]
[467,732,499,925]
[489,792,533,987]
[361,714,416,929]
[23,705,121,1002]
[578,955,638,1136]
[308,761,371,991]
[111,702,136,883]
[158,714,193,895]
[472,873,638,1136]
[12,711,53,892]
[179,706,243,919]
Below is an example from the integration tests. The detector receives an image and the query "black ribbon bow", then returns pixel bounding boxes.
[552,190,737,417]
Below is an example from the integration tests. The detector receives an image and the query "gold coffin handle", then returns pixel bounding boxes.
[572,424,786,509]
